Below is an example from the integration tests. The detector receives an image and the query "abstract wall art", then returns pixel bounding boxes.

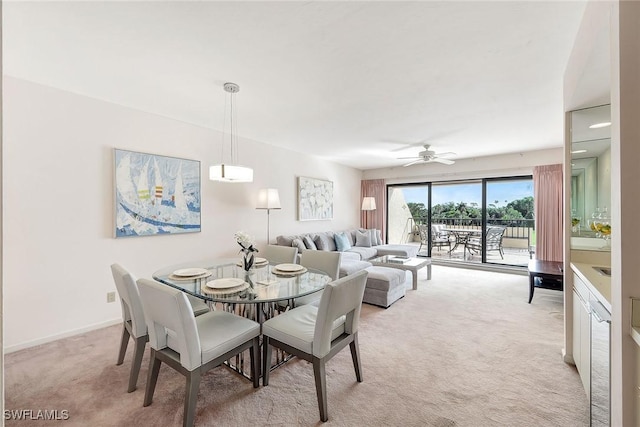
[297,176,333,221]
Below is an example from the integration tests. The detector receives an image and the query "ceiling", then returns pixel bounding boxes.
[3,1,589,170]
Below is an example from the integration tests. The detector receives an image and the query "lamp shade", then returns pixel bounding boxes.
[361,197,376,211]
[209,164,254,183]
[256,188,281,210]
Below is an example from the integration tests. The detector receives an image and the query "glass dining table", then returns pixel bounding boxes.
[152,258,332,379]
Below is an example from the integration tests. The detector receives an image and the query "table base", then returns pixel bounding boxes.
[215,300,294,382]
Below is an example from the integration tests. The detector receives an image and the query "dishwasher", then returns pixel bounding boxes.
[590,297,611,426]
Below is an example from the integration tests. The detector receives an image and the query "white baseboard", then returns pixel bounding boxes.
[4,318,122,354]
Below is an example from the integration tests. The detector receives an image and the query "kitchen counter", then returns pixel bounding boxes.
[571,262,611,312]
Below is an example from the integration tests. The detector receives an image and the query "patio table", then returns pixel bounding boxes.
[442,228,482,253]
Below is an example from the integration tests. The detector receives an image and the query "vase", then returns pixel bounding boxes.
[242,252,255,271]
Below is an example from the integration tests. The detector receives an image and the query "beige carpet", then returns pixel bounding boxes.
[5,265,589,426]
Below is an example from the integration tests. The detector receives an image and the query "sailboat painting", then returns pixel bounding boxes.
[114,149,201,237]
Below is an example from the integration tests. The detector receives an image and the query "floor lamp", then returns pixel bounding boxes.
[361,196,376,229]
[256,188,281,244]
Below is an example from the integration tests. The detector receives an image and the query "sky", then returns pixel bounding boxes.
[399,180,533,207]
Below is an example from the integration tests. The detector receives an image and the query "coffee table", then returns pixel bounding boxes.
[369,255,432,290]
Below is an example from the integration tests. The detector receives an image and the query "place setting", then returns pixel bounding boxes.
[168,267,213,281]
[271,263,308,277]
[235,257,269,269]
[201,277,250,295]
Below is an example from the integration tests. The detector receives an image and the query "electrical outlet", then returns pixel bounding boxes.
[107,291,116,303]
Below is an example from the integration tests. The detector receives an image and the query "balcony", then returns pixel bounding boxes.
[400,217,534,267]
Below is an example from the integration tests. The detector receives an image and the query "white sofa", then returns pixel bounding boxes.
[275,229,416,307]
[275,229,418,262]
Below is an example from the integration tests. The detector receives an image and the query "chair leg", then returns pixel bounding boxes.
[143,350,162,407]
[349,334,363,382]
[250,337,260,388]
[184,369,202,427]
[262,336,272,386]
[312,357,328,422]
[128,335,147,392]
[116,324,130,365]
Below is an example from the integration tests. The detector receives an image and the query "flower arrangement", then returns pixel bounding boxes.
[235,231,258,271]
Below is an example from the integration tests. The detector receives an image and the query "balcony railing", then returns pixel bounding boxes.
[410,217,534,243]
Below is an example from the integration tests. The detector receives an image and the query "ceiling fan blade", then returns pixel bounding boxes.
[430,157,455,165]
[435,151,456,158]
[386,139,430,152]
[397,156,421,160]
[402,159,424,167]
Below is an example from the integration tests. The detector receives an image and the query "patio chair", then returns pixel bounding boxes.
[465,226,506,259]
[425,224,452,253]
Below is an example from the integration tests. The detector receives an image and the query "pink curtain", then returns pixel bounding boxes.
[533,164,563,262]
[361,179,386,240]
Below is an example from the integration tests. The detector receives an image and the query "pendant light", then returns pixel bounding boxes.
[209,82,254,183]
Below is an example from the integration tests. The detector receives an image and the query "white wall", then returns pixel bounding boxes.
[2,77,362,351]
[363,148,563,183]
[610,1,640,424]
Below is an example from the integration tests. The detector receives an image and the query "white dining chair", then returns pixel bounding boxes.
[262,270,368,422]
[293,250,342,307]
[110,264,209,393]
[261,244,298,264]
[137,278,261,427]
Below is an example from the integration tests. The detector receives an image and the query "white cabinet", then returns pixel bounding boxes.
[573,273,591,396]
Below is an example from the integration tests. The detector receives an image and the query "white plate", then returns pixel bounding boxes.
[254,257,268,264]
[173,268,209,277]
[206,278,246,289]
[274,263,304,272]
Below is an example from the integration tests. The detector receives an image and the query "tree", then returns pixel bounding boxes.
[407,202,428,222]
[507,196,534,219]
[429,195,533,222]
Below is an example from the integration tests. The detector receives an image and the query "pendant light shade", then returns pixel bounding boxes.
[210,82,254,183]
[209,164,254,182]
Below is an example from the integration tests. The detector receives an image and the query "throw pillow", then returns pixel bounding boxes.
[355,229,372,247]
[334,232,352,252]
[314,234,334,251]
[302,235,317,250]
[348,230,357,246]
[291,238,306,252]
[369,229,379,246]
[375,229,383,245]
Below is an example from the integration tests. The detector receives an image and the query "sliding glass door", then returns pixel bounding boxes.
[386,184,429,248]
[485,178,534,266]
[386,176,534,268]
[431,181,483,262]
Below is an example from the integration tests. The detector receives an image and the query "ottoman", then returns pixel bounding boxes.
[339,260,372,278]
[363,266,410,308]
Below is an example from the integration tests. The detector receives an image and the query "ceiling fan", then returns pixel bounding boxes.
[397,144,456,167]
